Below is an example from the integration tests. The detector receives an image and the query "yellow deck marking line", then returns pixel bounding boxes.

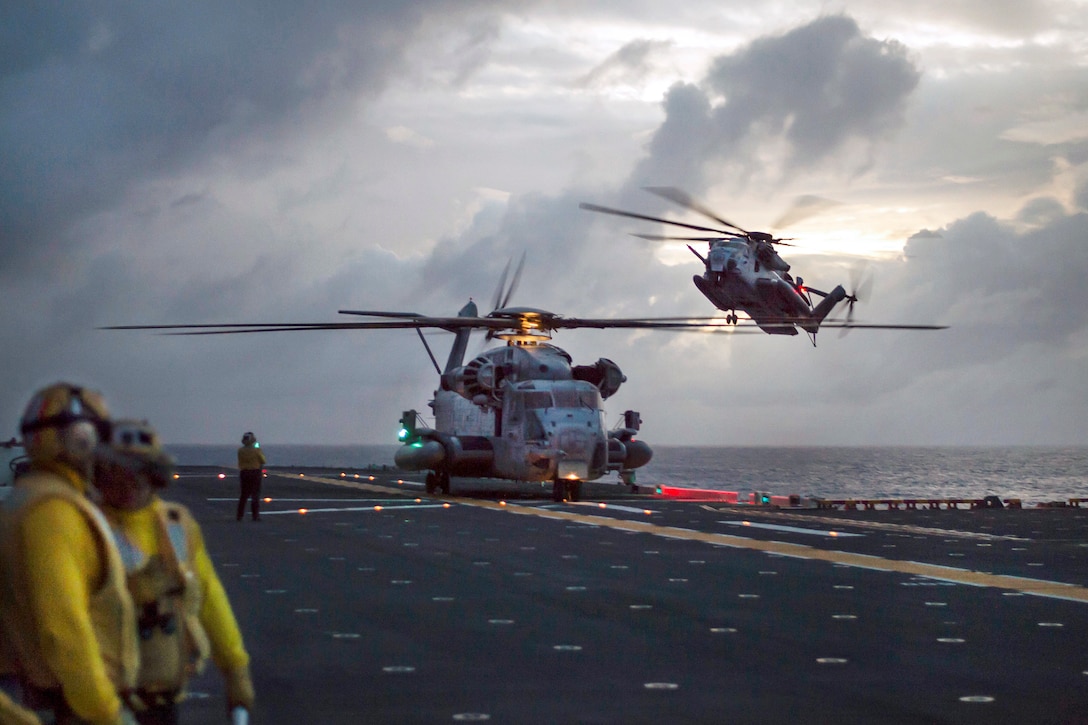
[481,502,1088,603]
[298,474,1088,603]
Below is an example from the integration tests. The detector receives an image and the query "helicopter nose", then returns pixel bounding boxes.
[556,428,595,480]
[557,457,590,481]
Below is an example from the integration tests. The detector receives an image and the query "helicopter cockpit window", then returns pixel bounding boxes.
[524,391,553,409]
[553,387,601,410]
[714,240,746,251]
[523,412,546,441]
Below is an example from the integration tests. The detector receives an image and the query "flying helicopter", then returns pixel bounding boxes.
[103,259,744,502]
[581,187,945,344]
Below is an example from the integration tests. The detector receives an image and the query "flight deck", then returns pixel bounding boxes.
[175,467,1088,724]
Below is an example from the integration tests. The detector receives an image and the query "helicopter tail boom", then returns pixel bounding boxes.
[805,285,848,333]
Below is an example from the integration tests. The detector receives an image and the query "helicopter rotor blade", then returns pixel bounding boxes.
[579,202,735,237]
[632,233,740,242]
[644,187,797,246]
[854,267,875,305]
[686,244,708,265]
[500,251,526,310]
[102,314,519,335]
[102,322,426,336]
[330,310,423,319]
[771,195,841,230]
[106,292,945,341]
[102,315,944,336]
[491,259,512,313]
[483,252,527,346]
[642,187,749,235]
[824,322,946,330]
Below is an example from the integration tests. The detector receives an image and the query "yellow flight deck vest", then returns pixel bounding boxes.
[108,501,211,694]
[0,471,139,692]
[237,445,265,471]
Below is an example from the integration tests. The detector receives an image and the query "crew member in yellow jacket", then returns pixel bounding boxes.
[235,432,265,522]
[95,420,254,725]
[0,383,139,725]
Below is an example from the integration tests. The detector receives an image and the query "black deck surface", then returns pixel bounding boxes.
[173,467,1088,724]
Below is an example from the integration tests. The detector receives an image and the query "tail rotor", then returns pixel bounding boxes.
[841,264,874,334]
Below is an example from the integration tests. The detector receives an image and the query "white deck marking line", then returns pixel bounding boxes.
[720,521,863,538]
[207,498,411,503]
[262,504,449,515]
[699,505,1026,541]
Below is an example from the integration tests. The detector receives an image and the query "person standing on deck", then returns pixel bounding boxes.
[0,383,139,725]
[97,420,254,724]
[235,433,265,522]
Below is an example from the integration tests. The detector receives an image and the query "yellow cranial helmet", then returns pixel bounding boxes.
[20,382,111,466]
[101,419,176,488]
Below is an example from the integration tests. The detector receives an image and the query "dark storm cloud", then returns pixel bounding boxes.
[628,15,920,191]
[705,16,920,160]
[899,208,1088,345]
[627,82,714,193]
[0,1,483,277]
[0,1,518,440]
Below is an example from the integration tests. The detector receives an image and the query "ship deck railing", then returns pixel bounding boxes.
[814,497,1023,511]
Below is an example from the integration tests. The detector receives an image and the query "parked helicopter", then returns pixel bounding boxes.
[103,261,742,501]
[581,187,945,344]
[388,295,652,502]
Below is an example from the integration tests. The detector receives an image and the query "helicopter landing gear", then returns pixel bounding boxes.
[726,312,738,325]
[425,469,451,495]
[569,480,582,502]
[552,479,582,503]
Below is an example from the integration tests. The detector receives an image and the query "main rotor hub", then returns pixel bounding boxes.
[495,329,552,344]
[488,307,556,344]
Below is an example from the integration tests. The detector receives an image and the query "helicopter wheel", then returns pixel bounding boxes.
[425,471,438,495]
[552,480,566,502]
[568,480,582,502]
[439,470,451,495]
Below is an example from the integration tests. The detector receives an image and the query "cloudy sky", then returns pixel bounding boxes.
[3,1,1087,448]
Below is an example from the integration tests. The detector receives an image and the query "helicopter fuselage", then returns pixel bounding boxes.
[693,239,845,335]
[394,341,652,500]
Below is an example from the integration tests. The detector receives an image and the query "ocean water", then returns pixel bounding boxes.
[171,444,1088,504]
